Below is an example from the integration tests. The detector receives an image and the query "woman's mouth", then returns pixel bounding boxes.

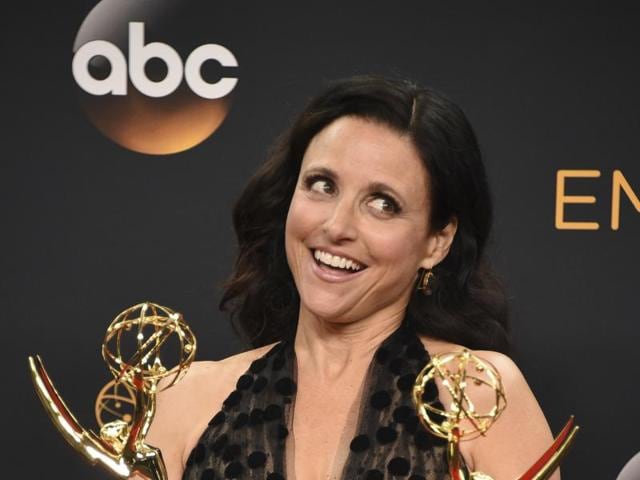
[310,248,367,275]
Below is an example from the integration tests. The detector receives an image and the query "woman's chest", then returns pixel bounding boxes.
[290,380,364,480]
[182,330,451,480]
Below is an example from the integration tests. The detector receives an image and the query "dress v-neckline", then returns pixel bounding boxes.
[182,314,450,480]
[284,337,375,480]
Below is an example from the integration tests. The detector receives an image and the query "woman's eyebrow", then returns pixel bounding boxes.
[303,166,337,180]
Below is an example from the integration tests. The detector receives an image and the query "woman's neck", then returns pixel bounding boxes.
[293,304,407,382]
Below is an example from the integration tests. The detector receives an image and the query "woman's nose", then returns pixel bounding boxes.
[322,200,358,242]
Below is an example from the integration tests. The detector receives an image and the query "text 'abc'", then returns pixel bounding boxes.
[72,22,238,99]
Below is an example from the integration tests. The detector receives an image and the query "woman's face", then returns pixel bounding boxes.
[285,115,449,325]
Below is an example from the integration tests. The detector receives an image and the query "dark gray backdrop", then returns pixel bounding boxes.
[2,1,639,478]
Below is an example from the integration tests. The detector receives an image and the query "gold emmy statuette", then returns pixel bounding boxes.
[413,350,579,480]
[28,302,196,480]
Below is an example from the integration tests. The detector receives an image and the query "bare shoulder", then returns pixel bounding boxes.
[417,336,558,479]
[472,348,530,392]
[144,342,278,480]
[418,336,527,389]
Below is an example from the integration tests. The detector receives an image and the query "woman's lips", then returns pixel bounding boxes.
[308,249,366,283]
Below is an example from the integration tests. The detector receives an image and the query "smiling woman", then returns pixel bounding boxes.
[142,75,559,480]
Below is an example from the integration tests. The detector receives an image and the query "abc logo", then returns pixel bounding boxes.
[73,22,237,100]
[73,6,238,156]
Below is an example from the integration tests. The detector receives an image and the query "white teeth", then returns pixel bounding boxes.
[313,249,362,271]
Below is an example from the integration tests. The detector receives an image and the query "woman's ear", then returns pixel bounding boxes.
[420,216,458,269]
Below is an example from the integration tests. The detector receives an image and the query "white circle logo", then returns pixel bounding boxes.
[72,1,239,155]
[617,451,640,480]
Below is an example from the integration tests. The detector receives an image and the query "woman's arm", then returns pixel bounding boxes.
[131,361,225,480]
[458,351,560,480]
[130,344,277,480]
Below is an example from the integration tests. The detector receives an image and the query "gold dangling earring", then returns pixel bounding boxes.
[417,267,434,295]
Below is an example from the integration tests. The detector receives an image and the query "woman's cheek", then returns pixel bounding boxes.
[366,225,416,262]
[286,198,309,237]
[288,196,327,237]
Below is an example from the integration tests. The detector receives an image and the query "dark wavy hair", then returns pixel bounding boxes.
[220,75,511,354]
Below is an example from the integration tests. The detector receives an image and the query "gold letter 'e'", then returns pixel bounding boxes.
[555,170,600,230]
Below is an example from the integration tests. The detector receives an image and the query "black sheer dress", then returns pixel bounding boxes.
[182,312,450,480]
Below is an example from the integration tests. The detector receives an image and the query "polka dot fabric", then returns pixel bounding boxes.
[182,316,450,479]
[339,322,449,480]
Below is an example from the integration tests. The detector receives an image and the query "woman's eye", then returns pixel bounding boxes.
[368,196,400,215]
[307,177,334,194]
